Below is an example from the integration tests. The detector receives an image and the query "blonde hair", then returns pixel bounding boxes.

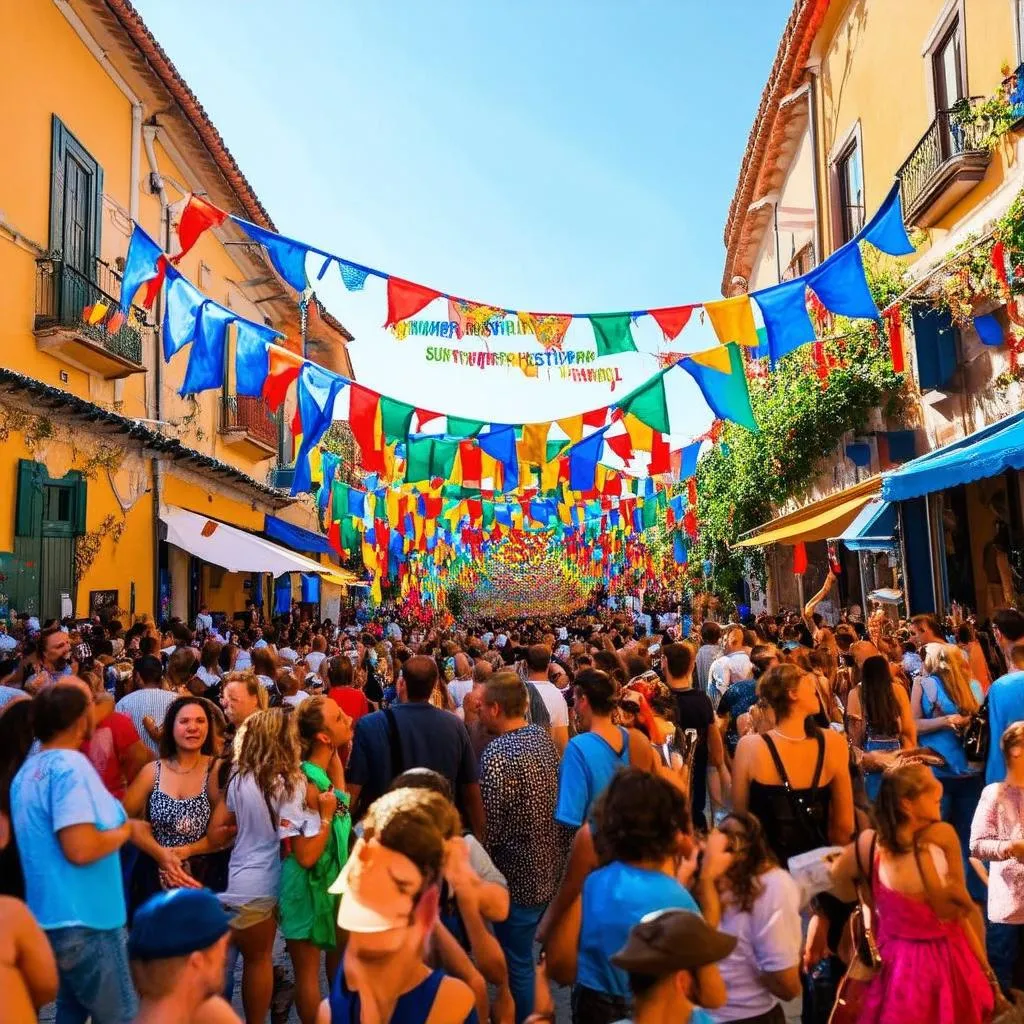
[223,672,269,712]
[924,643,979,715]
[232,708,302,804]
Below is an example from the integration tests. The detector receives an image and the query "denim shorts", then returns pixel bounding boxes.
[47,925,137,1024]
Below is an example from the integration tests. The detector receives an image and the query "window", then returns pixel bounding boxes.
[783,242,816,282]
[1017,0,1024,64]
[836,140,864,245]
[49,115,104,278]
[931,16,965,112]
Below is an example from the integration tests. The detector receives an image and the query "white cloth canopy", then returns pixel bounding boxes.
[160,506,331,578]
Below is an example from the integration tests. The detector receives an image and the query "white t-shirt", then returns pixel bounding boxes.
[711,868,801,1022]
[222,773,320,906]
[709,652,753,701]
[530,679,569,728]
[305,652,327,674]
[448,678,474,710]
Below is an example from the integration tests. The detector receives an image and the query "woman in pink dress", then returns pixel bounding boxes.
[831,762,998,1024]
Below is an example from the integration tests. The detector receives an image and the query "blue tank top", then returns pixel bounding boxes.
[920,674,980,778]
[329,965,479,1024]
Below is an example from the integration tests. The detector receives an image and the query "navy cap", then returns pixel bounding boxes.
[128,889,232,961]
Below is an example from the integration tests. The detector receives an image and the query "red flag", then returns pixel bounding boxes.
[883,307,904,373]
[606,431,632,462]
[142,255,168,309]
[687,478,698,505]
[327,520,343,555]
[459,442,482,487]
[350,386,385,474]
[582,407,608,429]
[173,195,228,263]
[648,305,696,341]
[290,402,302,438]
[793,541,808,575]
[385,277,442,327]
[683,509,698,539]
[993,240,1012,295]
[649,431,671,475]
[262,347,304,413]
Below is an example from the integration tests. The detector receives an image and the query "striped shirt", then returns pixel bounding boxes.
[115,688,177,755]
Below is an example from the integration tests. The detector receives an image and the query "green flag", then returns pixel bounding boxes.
[589,313,636,356]
[340,516,360,554]
[405,436,433,483]
[642,498,658,529]
[447,416,486,438]
[380,396,416,443]
[431,439,460,479]
[617,374,670,434]
[331,480,349,521]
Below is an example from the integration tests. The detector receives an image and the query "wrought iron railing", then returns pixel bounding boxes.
[897,100,990,210]
[897,99,989,216]
[34,256,146,365]
[222,394,279,448]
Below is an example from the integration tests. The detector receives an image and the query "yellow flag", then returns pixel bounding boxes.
[520,423,550,465]
[704,295,759,348]
[624,413,654,452]
[88,302,109,326]
[386,490,400,526]
[541,456,561,491]
[689,346,733,373]
[556,415,584,443]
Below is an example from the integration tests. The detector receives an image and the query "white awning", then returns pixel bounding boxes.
[160,506,332,578]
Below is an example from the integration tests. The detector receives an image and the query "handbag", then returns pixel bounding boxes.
[962,695,990,764]
[828,832,880,1024]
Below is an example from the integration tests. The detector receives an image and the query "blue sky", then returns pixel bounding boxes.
[135,0,791,435]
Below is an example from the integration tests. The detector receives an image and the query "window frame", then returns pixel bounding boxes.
[828,121,865,249]
[922,0,969,115]
[48,115,104,274]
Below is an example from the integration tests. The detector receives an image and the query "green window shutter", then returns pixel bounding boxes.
[72,473,87,535]
[15,460,43,538]
[49,115,67,254]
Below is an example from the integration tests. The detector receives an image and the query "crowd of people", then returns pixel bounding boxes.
[2,587,1024,1023]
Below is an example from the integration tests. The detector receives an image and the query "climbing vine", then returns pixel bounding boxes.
[74,513,125,583]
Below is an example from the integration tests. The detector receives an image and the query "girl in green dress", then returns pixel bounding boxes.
[279,694,353,1024]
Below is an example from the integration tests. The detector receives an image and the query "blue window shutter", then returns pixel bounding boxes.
[912,306,958,391]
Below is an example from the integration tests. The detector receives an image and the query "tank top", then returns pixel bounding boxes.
[147,760,212,848]
[748,731,831,866]
[328,965,478,1023]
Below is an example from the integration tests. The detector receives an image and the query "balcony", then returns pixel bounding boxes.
[220,395,279,459]
[897,100,992,228]
[33,257,149,378]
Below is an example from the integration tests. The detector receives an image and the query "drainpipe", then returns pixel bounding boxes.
[807,67,824,264]
[143,123,170,620]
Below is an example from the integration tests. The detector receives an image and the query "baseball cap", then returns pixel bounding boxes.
[128,889,233,961]
[611,909,736,975]
[328,788,458,933]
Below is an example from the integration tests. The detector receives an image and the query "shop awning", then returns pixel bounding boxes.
[883,410,1024,502]
[733,477,880,549]
[264,514,334,555]
[320,567,359,587]
[837,499,897,552]
[160,506,332,577]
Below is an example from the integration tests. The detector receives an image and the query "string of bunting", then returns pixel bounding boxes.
[158,183,914,360]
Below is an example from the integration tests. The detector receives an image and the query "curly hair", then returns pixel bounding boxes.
[719,811,776,913]
[592,768,690,865]
[232,708,303,805]
[873,761,934,854]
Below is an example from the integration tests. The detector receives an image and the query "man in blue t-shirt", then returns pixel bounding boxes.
[555,669,650,829]
[986,608,1024,783]
[348,655,485,838]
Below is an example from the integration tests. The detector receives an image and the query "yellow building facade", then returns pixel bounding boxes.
[724,0,1024,615]
[0,0,353,624]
